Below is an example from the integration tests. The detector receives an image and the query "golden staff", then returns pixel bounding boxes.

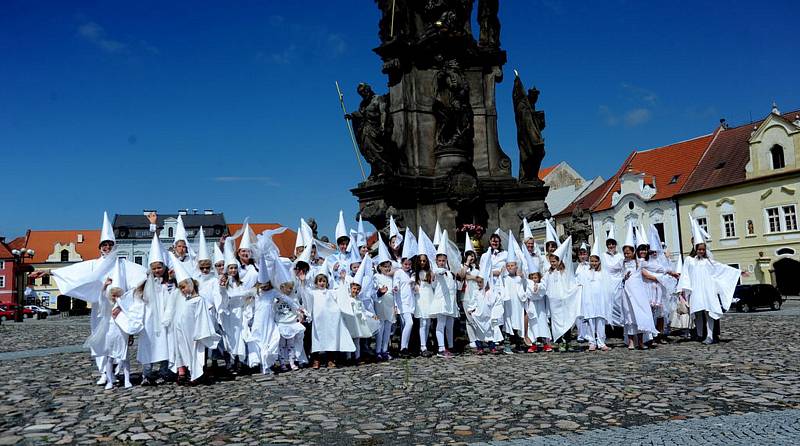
[335,80,367,181]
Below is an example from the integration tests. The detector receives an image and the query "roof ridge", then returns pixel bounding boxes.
[635,132,713,153]
[723,107,800,130]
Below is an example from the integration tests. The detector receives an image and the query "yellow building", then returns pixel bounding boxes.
[676,105,800,295]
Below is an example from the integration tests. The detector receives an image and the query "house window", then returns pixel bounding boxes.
[784,205,798,231]
[654,223,665,245]
[628,201,634,210]
[669,175,680,184]
[0,277,4,288]
[722,214,736,238]
[168,227,174,238]
[766,207,781,233]
[0,260,4,270]
[60,249,69,262]
[776,247,795,256]
[696,217,708,235]
[42,275,50,286]
[746,219,755,236]
[771,145,786,169]
[134,256,143,265]
[118,255,127,261]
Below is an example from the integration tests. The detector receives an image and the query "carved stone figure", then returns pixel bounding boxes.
[432,61,474,166]
[421,0,472,39]
[564,207,592,250]
[478,0,500,48]
[375,0,414,44]
[346,83,397,180]
[512,73,546,183]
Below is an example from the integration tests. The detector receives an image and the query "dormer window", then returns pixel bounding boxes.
[771,144,786,169]
[715,161,726,170]
[669,174,680,184]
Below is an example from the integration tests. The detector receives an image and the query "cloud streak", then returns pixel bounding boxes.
[259,15,347,65]
[77,21,127,53]
[212,176,280,187]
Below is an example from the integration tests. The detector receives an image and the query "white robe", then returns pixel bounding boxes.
[526,280,551,340]
[500,274,526,335]
[413,272,436,319]
[471,287,504,342]
[219,283,248,357]
[307,288,356,353]
[393,269,415,315]
[577,269,612,321]
[169,294,221,381]
[601,251,625,326]
[340,288,380,338]
[246,289,281,369]
[622,261,659,335]
[678,256,740,320]
[544,268,582,341]
[432,268,459,318]
[479,249,507,288]
[136,277,171,365]
[373,274,396,322]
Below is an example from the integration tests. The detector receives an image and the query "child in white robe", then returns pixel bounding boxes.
[458,249,480,349]
[544,237,582,352]
[525,272,552,352]
[432,252,458,358]
[470,274,505,353]
[578,253,611,351]
[394,257,415,358]
[413,254,436,357]
[89,283,135,390]
[373,260,396,361]
[274,280,307,371]
[307,274,356,368]
[499,256,527,353]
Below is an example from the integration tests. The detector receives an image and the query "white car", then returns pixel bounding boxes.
[24,305,50,317]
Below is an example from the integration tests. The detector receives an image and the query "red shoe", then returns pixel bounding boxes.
[543,344,553,352]
[527,345,538,353]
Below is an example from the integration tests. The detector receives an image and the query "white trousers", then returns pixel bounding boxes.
[400,313,413,350]
[435,315,455,352]
[375,320,393,353]
[585,317,607,347]
[419,318,431,351]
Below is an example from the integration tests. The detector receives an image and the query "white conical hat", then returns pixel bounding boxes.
[257,254,270,284]
[295,240,312,266]
[463,232,474,254]
[579,242,588,252]
[432,221,442,246]
[590,235,601,257]
[239,222,254,251]
[300,218,314,246]
[294,225,306,249]
[417,227,437,261]
[353,254,373,288]
[478,252,493,287]
[623,221,636,248]
[545,219,560,246]
[389,215,404,247]
[148,233,165,266]
[196,227,210,261]
[637,223,650,247]
[174,215,188,245]
[213,242,225,265]
[100,211,115,244]
[506,230,519,264]
[401,227,418,259]
[522,217,534,242]
[436,229,450,256]
[169,252,192,285]
[690,217,706,247]
[606,224,617,243]
[552,235,573,261]
[355,215,366,246]
[108,258,127,292]
[376,233,392,265]
[335,210,348,241]
[224,238,238,268]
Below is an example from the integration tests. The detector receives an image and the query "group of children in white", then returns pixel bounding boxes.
[51,209,739,389]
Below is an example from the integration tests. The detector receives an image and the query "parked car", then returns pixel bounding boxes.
[732,284,785,312]
[0,304,35,319]
[25,305,49,319]
[0,306,14,321]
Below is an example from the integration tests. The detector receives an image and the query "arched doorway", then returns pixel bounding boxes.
[773,257,800,296]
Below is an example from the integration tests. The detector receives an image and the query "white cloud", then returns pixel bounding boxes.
[212,176,279,187]
[327,33,347,57]
[621,82,658,106]
[77,21,127,53]
[624,108,652,127]
[599,105,619,126]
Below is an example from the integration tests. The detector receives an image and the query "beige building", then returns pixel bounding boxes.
[676,105,800,294]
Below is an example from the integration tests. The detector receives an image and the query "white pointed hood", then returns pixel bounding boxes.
[173,215,189,245]
[417,227,437,261]
[169,252,192,285]
[606,224,617,243]
[294,225,306,249]
[108,258,127,293]
[355,215,367,247]
[376,233,392,265]
[590,235,601,257]
[522,217,534,242]
[271,257,293,287]
[196,227,210,261]
[389,215,403,248]
[224,238,238,269]
[148,233,165,266]
[463,232,474,255]
[295,240,312,266]
[239,222,254,251]
[213,242,225,265]
[637,223,650,247]
[506,230,519,264]
[545,219,560,247]
[432,221,442,246]
[401,227,418,260]
[623,221,636,249]
[353,254,373,289]
[335,210,348,241]
[690,217,706,247]
[552,235,572,262]
[257,254,270,284]
[436,229,450,257]
[579,242,588,252]
[100,211,115,244]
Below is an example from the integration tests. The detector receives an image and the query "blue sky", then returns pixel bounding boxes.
[1,0,797,238]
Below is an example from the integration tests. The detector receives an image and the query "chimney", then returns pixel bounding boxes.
[0,237,5,243]
[77,234,84,243]
[719,118,728,130]
[192,208,198,215]
[204,209,214,215]
[178,209,188,216]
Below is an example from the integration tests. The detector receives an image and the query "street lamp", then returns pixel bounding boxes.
[11,249,35,323]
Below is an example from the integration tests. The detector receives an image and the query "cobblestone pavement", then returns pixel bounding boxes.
[0,316,89,353]
[0,302,798,445]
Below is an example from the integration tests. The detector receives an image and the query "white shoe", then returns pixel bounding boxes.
[124,381,133,389]
[104,381,114,390]
[96,375,108,386]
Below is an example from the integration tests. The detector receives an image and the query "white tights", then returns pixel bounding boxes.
[104,358,130,389]
[419,318,431,351]
[695,311,715,342]
[400,313,413,350]
[375,320,393,354]
[435,315,455,352]
[586,317,607,347]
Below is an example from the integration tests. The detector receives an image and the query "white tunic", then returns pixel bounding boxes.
[471,287,504,342]
[307,288,356,353]
[219,282,248,357]
[413,271,436,318]
[169,294,221,381]
[393,269,415,315]
[500,274,526,335]
[136,277,172,364]
[543,268,581,341]
[373,273,396,322]
[246,289,281,369]
[622,260,659,335]
[432,268,459,318]
[678,256,740,320]
[577,269,612,321]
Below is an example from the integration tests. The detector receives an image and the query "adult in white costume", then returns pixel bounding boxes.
[543,236,582,351]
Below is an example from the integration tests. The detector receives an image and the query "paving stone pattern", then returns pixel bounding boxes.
[0,303,799,444]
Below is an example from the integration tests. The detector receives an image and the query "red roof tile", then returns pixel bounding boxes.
[14,230,102,263]
[591,134,714,212]
[539,165,557,179]
[227,224,297,258]
[680,110,800,194]
[0,241,14,259]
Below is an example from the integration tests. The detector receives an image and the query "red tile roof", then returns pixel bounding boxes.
[591,134,714,212]
[556,176,617,217]
[227,224,296,258]
[11,230,102,263]
[0,241,14,259]
[680,110,800,195]
[539,165,557,179]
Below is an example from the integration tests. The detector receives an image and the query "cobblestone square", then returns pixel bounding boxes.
[1,303,799,445]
